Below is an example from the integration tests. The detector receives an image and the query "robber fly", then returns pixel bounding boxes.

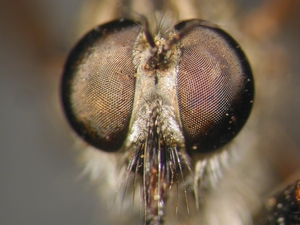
[60,0,300,224]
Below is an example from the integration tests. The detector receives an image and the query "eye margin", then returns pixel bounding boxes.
[60,18,140,152]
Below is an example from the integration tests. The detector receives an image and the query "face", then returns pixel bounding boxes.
[61,16,254,224]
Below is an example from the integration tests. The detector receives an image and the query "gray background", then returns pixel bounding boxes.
[1,1,300,225]
[1,1,102,224]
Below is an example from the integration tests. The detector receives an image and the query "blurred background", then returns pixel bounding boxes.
[0,1,103,224]
[1,0,300,225]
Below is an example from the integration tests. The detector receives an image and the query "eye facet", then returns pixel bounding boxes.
[61,19,141,151]
[175,20,254,152]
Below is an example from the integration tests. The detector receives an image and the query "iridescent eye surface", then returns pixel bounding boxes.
[61,19,141,151]
[175,20,254,152]
[61,18,254,154]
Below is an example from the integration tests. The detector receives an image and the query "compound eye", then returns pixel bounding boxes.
[175,20,254,152]
[61,19,141,151]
